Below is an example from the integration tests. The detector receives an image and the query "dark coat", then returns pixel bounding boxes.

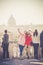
[2,33,9,50]
[40,31,43,47]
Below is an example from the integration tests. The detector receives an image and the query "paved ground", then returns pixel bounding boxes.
[0,58,43,65]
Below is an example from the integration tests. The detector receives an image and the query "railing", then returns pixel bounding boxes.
[0,41,18,47]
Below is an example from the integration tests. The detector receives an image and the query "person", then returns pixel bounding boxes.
[25,31,32,58]
[18,29,25,57]
[33,29,39,59]
[40,30,43,58]
[2,30,9,59]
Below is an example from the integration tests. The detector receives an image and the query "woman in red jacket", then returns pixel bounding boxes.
[25,32,32,46]
[25,31,32,58]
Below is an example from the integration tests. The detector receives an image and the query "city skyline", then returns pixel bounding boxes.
[0,0,43,25]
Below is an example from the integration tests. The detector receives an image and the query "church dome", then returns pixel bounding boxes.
[8,15,16,27]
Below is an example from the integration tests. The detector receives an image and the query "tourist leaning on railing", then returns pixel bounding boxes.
[2,30,9,59]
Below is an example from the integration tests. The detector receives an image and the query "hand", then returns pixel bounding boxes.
[18,28,21,33]
[18,28,20,31]
[40,47,42,50]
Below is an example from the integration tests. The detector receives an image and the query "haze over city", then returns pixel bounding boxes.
[0,0,43,25]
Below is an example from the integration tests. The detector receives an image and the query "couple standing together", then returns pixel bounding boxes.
[18,29,32,58]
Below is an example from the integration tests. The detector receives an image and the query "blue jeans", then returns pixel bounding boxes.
[33,43,39,59]
[19,45,24,56]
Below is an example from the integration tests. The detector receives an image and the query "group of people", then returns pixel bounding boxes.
[18,29,32,58]
[1,29,43,59]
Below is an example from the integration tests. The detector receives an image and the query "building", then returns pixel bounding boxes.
[8,15,16,27]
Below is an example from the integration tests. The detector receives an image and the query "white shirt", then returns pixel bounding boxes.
[32,35,40,44]
[18,34,25,46]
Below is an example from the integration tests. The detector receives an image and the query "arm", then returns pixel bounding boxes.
[29,30,34,36]
[18,29,24,36]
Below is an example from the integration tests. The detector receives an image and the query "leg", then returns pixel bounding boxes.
[5,46,9,58]
[34,46,38,59]
[6,48,9,58]
[36,46,38,59]
[41,47,43,58]
[3,48,5,59]
[34,46,36,59]
[26,46,29,58]
[19,45,24,56]
[19,45,22,56]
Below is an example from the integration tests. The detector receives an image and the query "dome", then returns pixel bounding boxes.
[8,15,16,27]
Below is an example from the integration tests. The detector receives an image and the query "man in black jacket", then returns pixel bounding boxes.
[2,30,9,58]
[40,30,43,58]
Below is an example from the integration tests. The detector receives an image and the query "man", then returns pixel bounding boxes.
[40,30,43,58]
[2,30,9,58]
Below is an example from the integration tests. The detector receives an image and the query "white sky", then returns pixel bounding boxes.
[0,0,43,25]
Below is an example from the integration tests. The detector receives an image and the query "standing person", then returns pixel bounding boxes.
[2,30,9,59]
[25,31,32,58]
[40,30,43,58]
[18,29,25,57]
[33,29,39,59]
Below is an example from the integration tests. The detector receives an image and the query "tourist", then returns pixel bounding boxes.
[2,30,9,58]
[33,29,39,59]
[25,31,32,59]
[17,29,25,57]
[40,30,43,58]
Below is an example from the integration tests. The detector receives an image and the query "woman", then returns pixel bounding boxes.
[33,29,39,59]
[18,29,25,57]
[25,31,32,58]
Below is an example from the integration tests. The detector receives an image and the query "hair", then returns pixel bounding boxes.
[33,29,38,37]
[4,30,7,33]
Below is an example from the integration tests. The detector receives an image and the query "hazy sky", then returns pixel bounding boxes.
[0,0,43,25]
